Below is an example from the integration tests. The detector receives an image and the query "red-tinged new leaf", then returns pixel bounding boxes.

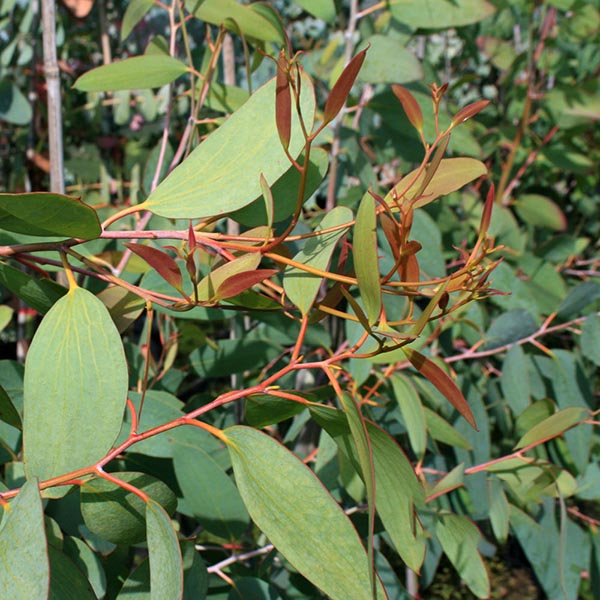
[481,184,494,232]
[402,347,477,430]
[391,84,423,132]
[188,221,196,251]
[451,99,490,127]
[323,47,368,125]
[215,269,279,301]
[380,213,401,261]
[125,243,184,294]
[275,50,292,151]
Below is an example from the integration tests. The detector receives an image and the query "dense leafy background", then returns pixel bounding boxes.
[0,1,599,599]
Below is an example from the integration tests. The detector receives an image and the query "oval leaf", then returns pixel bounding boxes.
[385,158,487,209]
[224,426,387,600]
[121,0,154,40]
[358,36,422,84]
[0,479,49,600]
[215,269,279,301]
[451,99,490,127]
[390,0,496,29]
[0,193,101,239]
[146,499,183,600]
[142,73,315,219]
[80,472,177,545]
[23,287,128,481]
[284,206,353,315]
[353,192,381,325]
[73,55,188,92]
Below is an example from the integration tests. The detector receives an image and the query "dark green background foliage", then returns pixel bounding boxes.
[0,1,598,599]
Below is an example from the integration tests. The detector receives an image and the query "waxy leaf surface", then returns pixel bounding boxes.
[0,192,101,239]
[0,479,48,600]
[146,499,183,600]
[284,206,353,315]
[73,55,188,91]
[390,0,495,28]
[142,73,315,219]
[23,287,128,481]
[385,158,487,209]
[224,426,387,600]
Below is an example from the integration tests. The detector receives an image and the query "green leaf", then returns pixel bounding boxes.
[436,514,490,599]
[0,304,13,332]
[385,158,487,209]
[245,394,306,428]
[309,405,426,571]
[193,0,284,43]
[62,536,106,599]
[0,479,49,600]
[424,407,472,450]
[294,0,336,22]
[357,36,422,84]
[73,55,188,92]
[146,499,183,600]
[142,73,315,219]
[231,149,329,227]
[0,80,32,125]
[488,478,509,543]
[121,0,154,40]
[48,546,96,600]
[354,192,381,325]
[0,263,67,314]
[80,472,177,545]
[500,345,530,415]
[228,577,283,600]
[172,442,250,540]
[339,393,376,596]
[515,406,587,450]
[581,314,600,366]
[514,194,567,231]
[427,463,465,500]
[196,253,260,302]
[557,280,600,319]
[389,0,495,29]
[223,426,387,600]
[0,383,21,429]
[23,287,128,481]
[284,206,353,315]
[482,309,537,350]
[391,374,426,458]
[0,192,101,239]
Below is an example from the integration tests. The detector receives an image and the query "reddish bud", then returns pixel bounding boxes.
[480,184,495,231]
[323,47,368,125]
[391,85,423,133]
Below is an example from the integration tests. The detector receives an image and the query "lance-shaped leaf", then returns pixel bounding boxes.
[515,406,587,450]
[73,55,188,92]
[309,405,426,572]
[436,514,490,599]
[121,0,154,40]
[141,73,315,220]
[197,254,261,302]
[275,51,292,151]
[323,47,368,124]
[391,85,423,133]
[427,464,465,501]
[353,192,381,325]
[0,192,101,239]
[402,347,477,429]
[391,375,426,459]
[339,393,376,596]
[0,384,21,429]
[0,479,49,600]
[424,407,472,450]
[390,0,496,29]
[284,206,353,315]
[215,269,279,301]
[146,499,183,600]
[124,243,184,295]
[451,99,490,127]
[223,426,387,600]
[385,158,487,209]
[23,287,128,481]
